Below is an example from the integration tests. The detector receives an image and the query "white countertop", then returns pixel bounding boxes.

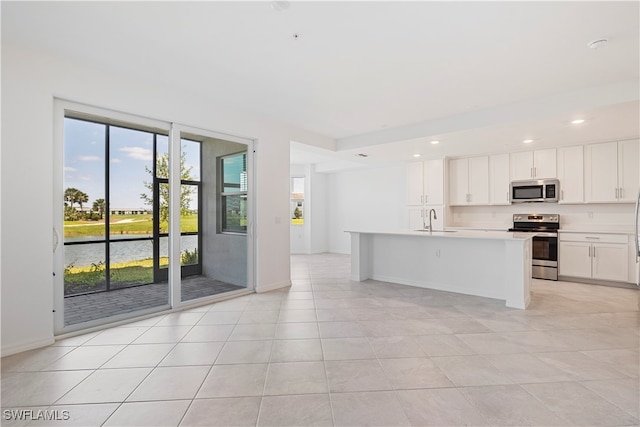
[346,229,532,241]
[559,228,635,235]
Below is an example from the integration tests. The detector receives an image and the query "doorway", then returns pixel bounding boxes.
[54,103,254,333]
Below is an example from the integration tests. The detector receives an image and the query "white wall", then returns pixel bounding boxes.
[290,164,329,254]
[309,168,328,253]
[327,165,407,254]
[0,44,333,356]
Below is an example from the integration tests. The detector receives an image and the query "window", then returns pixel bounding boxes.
[220,152,248,232]
[291,176,304,225]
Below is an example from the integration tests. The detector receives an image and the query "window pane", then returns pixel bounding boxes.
[291,177,305,196]
[64,243,106,295]
[109,126,154,239]
[181,139,200,181]
[223,194,247,232]
[109,239,154,289]
[63,118,106,232]
[181,184,198,233]
[222,153,247,192]
[156,135,169,179]
[63,118,107,295]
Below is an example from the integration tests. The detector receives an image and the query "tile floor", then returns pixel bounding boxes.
[2,253,639,426]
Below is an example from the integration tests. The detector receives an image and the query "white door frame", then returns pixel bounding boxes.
[53,100,256,335]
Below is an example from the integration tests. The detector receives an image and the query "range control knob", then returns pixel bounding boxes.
[514,216,522,221]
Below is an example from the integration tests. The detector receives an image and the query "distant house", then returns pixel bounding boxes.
[109,208,152,215]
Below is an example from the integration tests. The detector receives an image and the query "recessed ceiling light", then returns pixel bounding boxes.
[413,154,421,158]
[430,140,440,145]
[571,119,585,125]
[523,139,533,144]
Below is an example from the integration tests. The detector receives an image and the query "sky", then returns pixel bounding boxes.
[64,118,201,210]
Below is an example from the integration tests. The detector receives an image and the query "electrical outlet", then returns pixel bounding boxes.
[587,211,594,219]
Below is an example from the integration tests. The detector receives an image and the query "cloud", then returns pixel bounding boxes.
[120,146,152,161]
[111,158,122,163]
[78,155,101,161]
[64,166,77,172]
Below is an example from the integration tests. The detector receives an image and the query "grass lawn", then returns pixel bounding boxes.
[64,214,198,238]
[64,257,170,295]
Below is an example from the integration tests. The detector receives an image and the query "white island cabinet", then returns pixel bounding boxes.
[348,230,532,309]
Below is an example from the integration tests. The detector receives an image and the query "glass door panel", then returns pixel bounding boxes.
[63,118,108,325]
[180,133,248,302]
[62,116,171,327]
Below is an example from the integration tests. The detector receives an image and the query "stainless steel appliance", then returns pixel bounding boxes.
[510,179,559,203]
[509,213,559,280]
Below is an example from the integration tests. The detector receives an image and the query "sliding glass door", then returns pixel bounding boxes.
[179,131,249,303]
[55,104,253,333]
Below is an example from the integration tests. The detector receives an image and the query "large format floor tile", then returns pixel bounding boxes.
[257,394,333,427]
[2,253,638,427]
[331,391,410,426]
[180,397,261,426]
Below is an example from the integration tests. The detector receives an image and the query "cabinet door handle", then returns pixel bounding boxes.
[530,167,533,178]
[425,195,428,204]
[593,247,596,258]
[561,190,564,201]
[588,246,591,257]
[585,236,600,240]
[620,188,624,199]
[615,188,619,199]
[534,167,537,177]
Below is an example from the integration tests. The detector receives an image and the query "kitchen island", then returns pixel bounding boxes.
[348,230,533,309]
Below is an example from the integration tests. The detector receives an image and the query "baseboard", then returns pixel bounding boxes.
[558,276,639,289]
[1,336,54,358]
[256,280,291,293]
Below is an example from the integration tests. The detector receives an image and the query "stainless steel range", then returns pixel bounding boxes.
[508,214,559,281]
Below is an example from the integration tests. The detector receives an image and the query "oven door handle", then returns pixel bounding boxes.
[532,233,558,237]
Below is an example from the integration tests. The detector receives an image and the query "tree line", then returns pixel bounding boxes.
[64,152,194,222]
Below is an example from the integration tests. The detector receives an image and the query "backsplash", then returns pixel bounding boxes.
[449,203,635,232]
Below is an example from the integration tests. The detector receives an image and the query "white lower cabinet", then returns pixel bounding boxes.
[559,242,592,278]
[559,233,629,283]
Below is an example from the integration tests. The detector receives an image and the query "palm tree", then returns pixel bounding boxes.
[64,187,80,208]
[77,192,88,210]
[93,198,105,219]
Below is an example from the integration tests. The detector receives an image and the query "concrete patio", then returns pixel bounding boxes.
[64,277,244,326]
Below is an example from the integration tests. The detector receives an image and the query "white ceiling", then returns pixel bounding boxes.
[3,1,639,171]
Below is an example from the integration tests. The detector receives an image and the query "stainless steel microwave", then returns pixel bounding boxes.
[510,179,559,203]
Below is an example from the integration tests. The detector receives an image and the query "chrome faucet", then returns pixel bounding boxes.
[428,208,437,232]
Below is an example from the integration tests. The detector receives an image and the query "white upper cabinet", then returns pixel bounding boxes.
[449,156,489,205]
[424,159,445,205]
[617,139,640,202]
[406,159,444,206]
[510,148,556,180]
[406,162,424,206]
[556,145,584,204]
[489,153,510,205]
[585,139,639,203]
